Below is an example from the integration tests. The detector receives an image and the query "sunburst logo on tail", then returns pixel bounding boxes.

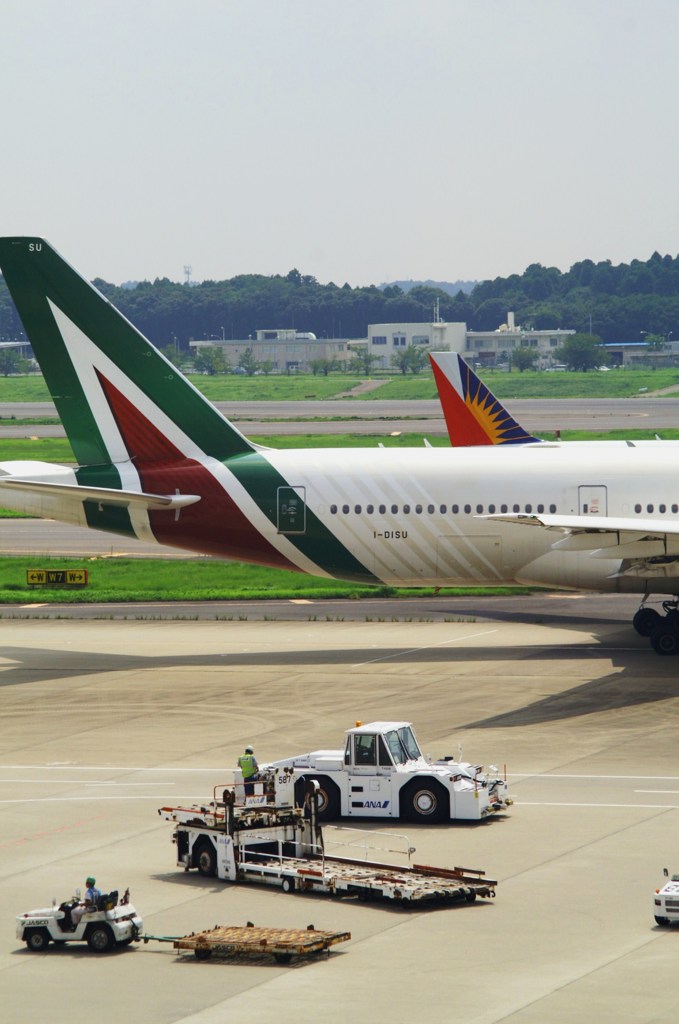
[431,353,540,446]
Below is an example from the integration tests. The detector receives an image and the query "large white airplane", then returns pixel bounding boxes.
[1,237,679,654]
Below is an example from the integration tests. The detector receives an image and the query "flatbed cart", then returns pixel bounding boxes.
[144,922,351,964]
[159,770,499,906]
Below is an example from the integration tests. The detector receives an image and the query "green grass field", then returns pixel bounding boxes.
[365,367,679,401]
[3,425,679,467]
[0,555,526,605]
[3,367,679,404]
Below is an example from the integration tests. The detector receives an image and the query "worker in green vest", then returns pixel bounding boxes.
[237,745,259,796]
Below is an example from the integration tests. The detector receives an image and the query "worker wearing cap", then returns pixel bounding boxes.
[70,875,101,929]
[237,745,259,796]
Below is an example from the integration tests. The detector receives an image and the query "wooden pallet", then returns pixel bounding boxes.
[172,922,351,963]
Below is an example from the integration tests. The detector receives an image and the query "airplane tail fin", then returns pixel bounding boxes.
[430,352,541,446]
[0,237,255,469]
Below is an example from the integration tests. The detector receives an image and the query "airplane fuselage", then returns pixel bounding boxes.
[5,442,679,596]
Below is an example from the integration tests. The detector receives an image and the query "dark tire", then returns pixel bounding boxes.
[297,776,340,821]
[86,924,113,953]
[194,840,218,877]
[274,952,293,964]
[401,779,449,823]
[194,947,212,960]
[25,928,51,952]
[633,607,662,637]
[650,624,679,656]
[465,891,477,903]
[281,877,295,894]
[655,915,670,926]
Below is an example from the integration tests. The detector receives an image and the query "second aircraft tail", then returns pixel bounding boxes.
[430,352,541,446]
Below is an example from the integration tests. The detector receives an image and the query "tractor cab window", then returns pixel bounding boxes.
[344,736,351,765]
[353,733,376,766]
[378,735,393,767]
[385,727,422,765]
[399,726,422,761]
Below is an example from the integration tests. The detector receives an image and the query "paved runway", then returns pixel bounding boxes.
[4,396,679,436]
[2,609,679,1023]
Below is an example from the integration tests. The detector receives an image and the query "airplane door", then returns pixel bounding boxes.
[277,486,306,534]
[578,485,607,517]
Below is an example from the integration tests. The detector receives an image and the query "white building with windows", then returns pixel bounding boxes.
[466,312,575,367]
[364,313,575,370]
[366,320,467,368]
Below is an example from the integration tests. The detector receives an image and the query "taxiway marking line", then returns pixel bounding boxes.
[515,801,679,809]
[352,629,499,667]
[511,773,679,781]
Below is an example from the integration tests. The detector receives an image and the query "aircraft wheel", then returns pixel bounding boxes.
[633,607,662,637]
[650,624,679,656]
[25,928,51,952]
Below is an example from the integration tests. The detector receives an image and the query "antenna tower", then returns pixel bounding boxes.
[184,264,192,285]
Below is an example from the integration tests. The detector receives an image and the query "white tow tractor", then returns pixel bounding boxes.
[16,888,143,953]
[259,720,511,822]
[653,869,679,926]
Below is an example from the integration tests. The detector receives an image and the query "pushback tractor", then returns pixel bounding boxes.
[262,720,511,823]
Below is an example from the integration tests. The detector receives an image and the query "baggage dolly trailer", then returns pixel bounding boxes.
[158,770,497,907]
[145,922,351,963]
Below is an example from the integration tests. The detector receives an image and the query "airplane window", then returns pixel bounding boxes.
[476,504,483,514]
[550,504,556,513]
[391,504,398,514]
[367,504,374,514]
[501,504,508,513]
[673,505,678,514]
[489,504,496,513]
[354,505,362,514]
[513,504,520,513]
[647,504,654,513]
[635,504,642,513]
[464,504,471,514]
[525,504,532,513]
[379,504,386,514]
[660,504,666,513]
[415,504,423,514]
[428,504,435,514]
[452,504,459,513]
[440,504,447,513]
[342,504,350,514]
[330,504,338,514]
[403,504,411,514]
[537,504,544,513]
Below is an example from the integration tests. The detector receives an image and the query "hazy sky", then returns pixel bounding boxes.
[2,0,677,287]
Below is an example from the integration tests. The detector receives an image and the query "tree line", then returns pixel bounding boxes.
[1,252,678,351]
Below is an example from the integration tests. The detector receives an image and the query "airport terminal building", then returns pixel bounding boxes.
[186,314,679,372]
[189,313,575,372]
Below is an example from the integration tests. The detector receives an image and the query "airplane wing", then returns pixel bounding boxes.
[0,478,201,510]
[482,511,679,569]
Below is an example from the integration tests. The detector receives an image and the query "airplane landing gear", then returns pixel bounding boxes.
[639,599,679,655]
